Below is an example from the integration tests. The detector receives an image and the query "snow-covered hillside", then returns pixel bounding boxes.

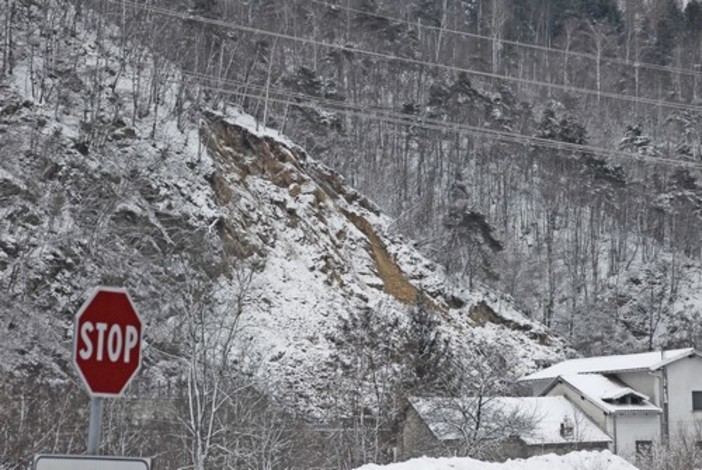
[0,1,568,416]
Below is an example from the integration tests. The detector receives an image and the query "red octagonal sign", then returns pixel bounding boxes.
[73,287,143,397]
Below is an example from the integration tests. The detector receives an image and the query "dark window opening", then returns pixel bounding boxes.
[603,394,643,406]
[636,440,653,461]
[693,391,702,411]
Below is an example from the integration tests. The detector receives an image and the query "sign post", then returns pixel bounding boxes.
[72,287,143,455]
[87,397,103,455]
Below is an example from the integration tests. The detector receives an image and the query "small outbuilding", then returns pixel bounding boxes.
[400,396,611,461]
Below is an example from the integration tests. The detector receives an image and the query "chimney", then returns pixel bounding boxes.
[560,416,574,439]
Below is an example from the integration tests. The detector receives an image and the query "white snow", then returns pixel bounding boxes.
[213,108,300,150]
[353,451,639,470]
[409,396,611,445]
[555,375,660,414]
[522,348,694,381]
[0,0,570,416]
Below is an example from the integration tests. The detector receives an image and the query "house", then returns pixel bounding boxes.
[519,347,702,458]
[400,396,611,461]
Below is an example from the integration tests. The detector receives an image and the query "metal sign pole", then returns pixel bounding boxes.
[87,397,103,455]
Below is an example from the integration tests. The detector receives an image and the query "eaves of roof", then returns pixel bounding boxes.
[649,350,701,371]
[520,348,698,382]
[541,376,662,416]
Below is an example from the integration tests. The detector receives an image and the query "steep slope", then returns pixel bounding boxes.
[0,1,567,415]
[85,0,702,357]
[198,110,568,412]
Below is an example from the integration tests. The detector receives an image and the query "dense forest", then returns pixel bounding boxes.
[1,0,702,468]
[61,0,702,354]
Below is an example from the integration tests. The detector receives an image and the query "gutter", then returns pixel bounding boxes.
[612,413,617,454]
[522,367,655,383]
[648,367,669,442]
[662,366,669,441]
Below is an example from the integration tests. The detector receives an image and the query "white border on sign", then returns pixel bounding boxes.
[72,286,144,398]
[34,454,151,469]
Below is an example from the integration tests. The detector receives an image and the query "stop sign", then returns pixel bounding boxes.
[73,287,143,397]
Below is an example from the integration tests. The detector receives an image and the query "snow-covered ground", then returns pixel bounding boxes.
[0,0,571,416]
[354,451,638,470]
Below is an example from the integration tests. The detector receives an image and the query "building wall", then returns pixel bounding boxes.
[400,402,611,462]
[528,380,552,397]
[614,413,660,458]
[665,355,702,438]
[546,383,610,432]
[617,371,659,404]
[400,406,444,460]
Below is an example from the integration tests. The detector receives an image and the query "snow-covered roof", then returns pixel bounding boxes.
[521,348,695,382]
[352,450,638,470]
[550,374,661,414]
[409,396,611,445]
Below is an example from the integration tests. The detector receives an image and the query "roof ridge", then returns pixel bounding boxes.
[521,348,696,382]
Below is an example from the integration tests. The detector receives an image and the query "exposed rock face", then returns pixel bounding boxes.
[0,1,567,416]
[195,112,569,412]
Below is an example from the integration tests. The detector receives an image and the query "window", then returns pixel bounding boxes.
[636,440,653,457]
[603,393,643,406]
[692,391,702,411]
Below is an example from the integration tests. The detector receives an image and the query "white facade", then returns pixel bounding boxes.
[614,414,661,458]
[543,381,660,457]
[547,382,609,430]
[617,371,658,402]
[521,348,702,459]
[664,355,702,438]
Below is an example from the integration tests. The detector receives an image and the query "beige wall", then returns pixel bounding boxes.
[665,355,702,438]
[617,371,659,404]
[614,413,660,458]
[546,383,610,432]
[528,380,552,397]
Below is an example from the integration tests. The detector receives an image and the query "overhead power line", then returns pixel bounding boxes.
[175,69,702,170]
[309,0,702,80]
[101,0,702,115]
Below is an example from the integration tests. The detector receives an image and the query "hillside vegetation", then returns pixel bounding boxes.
[0,1,574,468]
[68,0,702,354]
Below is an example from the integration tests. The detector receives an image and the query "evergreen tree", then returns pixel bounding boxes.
[619,123,659,156]
[442,173,504,288]
[410,0,443,27]
[404,296,450,392]
[685,0,702,32]
[645,0,685,65]
[536,107,586,145]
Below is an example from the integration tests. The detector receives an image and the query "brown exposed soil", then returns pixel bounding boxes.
[216,218,258,259]
[341,208,420,305]
[210,172,233,205]
[469,301,551,345]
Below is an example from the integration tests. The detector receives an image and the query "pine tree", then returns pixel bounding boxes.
[645,0,685,65]
[619,123,659,156]
[404,296,450,392]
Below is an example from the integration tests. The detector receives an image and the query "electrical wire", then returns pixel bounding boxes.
[99,0,702,114]
[308,0,702,79]
[174,69,702,170]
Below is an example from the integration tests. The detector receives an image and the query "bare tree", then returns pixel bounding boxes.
[425,337,534,460]
[423,395,537,460]
[172,260,252,470]
[636,426,702,470]
[586,21,616,105]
